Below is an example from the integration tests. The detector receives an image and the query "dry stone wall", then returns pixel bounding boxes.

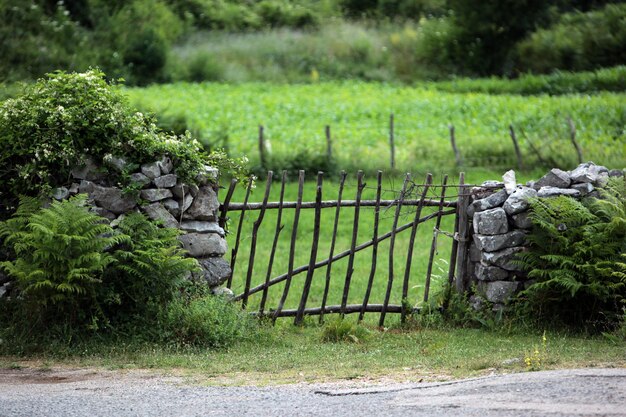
[468,162,624,309]
[57,155,231,294]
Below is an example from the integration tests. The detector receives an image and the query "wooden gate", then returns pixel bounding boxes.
[219,170,470,326]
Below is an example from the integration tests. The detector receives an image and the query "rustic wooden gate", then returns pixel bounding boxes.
[219,170,470,326]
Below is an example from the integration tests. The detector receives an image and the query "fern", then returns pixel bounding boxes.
[517,178,626,331]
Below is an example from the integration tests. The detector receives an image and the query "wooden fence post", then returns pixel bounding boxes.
[325,125,332,161]
[567,117,583,164]
[258,125,267,169]
[454,172,470,294]
[450,124,461,167]
[389,113,396,169]
[509,124,524,171]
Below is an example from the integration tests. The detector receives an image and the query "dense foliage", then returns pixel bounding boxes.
[0,70,247,219]
[1,0,625,84]
[516,178,626,331]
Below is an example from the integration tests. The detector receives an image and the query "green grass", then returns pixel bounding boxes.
[126,82,626,175]
[2,325,624,385]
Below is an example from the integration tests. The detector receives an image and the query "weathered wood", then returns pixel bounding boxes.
[340,171,364,317]
[424,175,448,303]
[567,117,583,164]
[227,177,252,288]
[455,172,470,294]
[259,171,287,316]
[325,125,332,161]
[389,113,396,169]
[358,170,383,322]
[444,182,462,310]
[401,173,433,323]
[295,172,324,325]
[218,178,238,229]
[258,125,267,169]
[242,171,273,309]
[266,304,425,318]
[379,173,410,327]
[222,198,456,211]
[235,208,456,301]
[273,170,305,321]
[509,125,524,171]
[320,171,347,324]
[450,124,461,167]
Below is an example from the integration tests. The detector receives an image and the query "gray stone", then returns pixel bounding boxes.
[0,285,6,298]
[511,212,533,229]
[179,233,227,257]
[163,198,181,218]
[91,185,137,214]
[51,187,70,200]
[141,202,179,229]
[473,230,526,252]
[481,246,526,271]
[481,180,504,189]
[141,162,161,179]
[157,156,174,175]
[79,180,95,194]
[68,183,80,194]
[140,188,173,202]
[153,174,177,189]
[473,207,509,235]
[470,189,508,214]
[186,186,219,221]
[594,172,609,187]
[502,170,517,194]
[475,263,509,281]
[180,221,225,236]
[196,257,232,287]
[503,186,537,215]
[212,286,235,299]
[71,157,104,181]
[609,169,624,177]
[469,295,486,311]
[171,183,189,199]
[181,194,194,213]
[90,206,117,220]
[537,187,581,198]
[533,168,571,190]
[196,165,219,185]
[188,184,200,197]
[110,214,125,228]
[130,173,151,188]
[571,182,595,196]
[103,154,129,172]
[480,281,520,304]
[569,162,608,184]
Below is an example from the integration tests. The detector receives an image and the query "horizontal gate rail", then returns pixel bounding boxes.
[221,198,456,211]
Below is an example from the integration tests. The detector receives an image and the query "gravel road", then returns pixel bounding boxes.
[1,367,625,416]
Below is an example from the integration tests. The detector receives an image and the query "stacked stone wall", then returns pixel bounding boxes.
[468,162,624,309]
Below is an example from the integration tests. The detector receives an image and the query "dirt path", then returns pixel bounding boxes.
[1,367,625,416]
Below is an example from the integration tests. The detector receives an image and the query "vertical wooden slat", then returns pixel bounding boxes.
[273,170,305,321]
[455,172,470,294]
[424,175,449,303]
[379,173,410,327]
[389,114,396,169]
[218,178,238,230]
[295,172,324,325]
[227,176,253,288]
[319,170,347,323]
[401,173,433,323]
[358,170,383,322]
[242,171,273,309]
[340,171,364,317]
[444,181,462,310]
[259,171,287,316]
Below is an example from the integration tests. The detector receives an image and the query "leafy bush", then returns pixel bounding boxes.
[163,293,255,347]
[516,178,626,331]
[0,70,248,219]
[0,195,127,337]
[516,4,626,74]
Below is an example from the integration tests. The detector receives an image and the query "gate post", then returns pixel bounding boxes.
[455,172,471,294]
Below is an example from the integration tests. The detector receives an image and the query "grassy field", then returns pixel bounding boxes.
[126,82,626,174]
